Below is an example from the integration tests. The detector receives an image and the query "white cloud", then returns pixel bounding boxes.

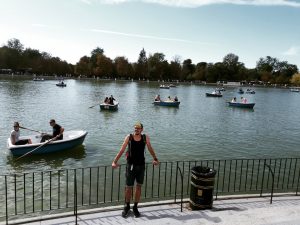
[31,24,48,28]
[282,46,300,56]
[85,0,300,7]
[80,0,92,4]
[89,28,215,45]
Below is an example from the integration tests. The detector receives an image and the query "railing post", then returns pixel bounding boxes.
[260,159,266,197]
[174,161,178,203]
[5,175,8,225]
[176,164,184,212]
[74,169,78,224]
[264,161,275,204]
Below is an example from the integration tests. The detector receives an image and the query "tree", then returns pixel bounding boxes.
[181,59,195,80]
[90,47,104,65]
[75,56,92,76]
[193,62,207,81]
[206,62,224,83]
[148,53,168,80]
[94,54,113,78]
[169,56,182,80]
[114,56,131,78]
[290,73,300,86]
[256,56,298,84]
[222,53,245,81]
[7,38,24,52]
[135,48,148,79]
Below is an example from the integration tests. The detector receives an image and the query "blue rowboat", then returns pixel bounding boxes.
[100,101,119,110]
[7,130,88,156]
[159,85,170,89]
[227,102,255,109]
[153,100,180,107]
[56,82,67,87]
[238,88,244,94]
[206,92,222,97]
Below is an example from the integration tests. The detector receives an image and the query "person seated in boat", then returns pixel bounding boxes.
[154,95,161,101]
[241,97,247,103]
[40,119,64,142]
[10,122,32,145]
[108,95,115,105]
[167,96,172,101]
[174,96,178,102]
[104,97,109,104]
[231,97,237,102]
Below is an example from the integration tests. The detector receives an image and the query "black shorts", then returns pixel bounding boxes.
[125,164,145,187]
[15,140,30,145]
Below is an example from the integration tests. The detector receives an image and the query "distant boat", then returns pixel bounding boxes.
[290,88,299,92]
[7,130,88,156]
[223,82,241,87]
[100,101,119,111]
[246,89,255,94]
[216,87,225,91]
[238,88,244,94]
[227,102,255,109]
[153,100,180,107]
[160,85,170,89]
[56,82,67,87]
[33,77,45,81]
[206,91,222,97]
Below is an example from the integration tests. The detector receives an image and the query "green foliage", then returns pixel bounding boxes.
[0,38,298,83]
[290,73,300,85]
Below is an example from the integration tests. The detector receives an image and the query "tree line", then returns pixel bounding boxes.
[1,38,300,85]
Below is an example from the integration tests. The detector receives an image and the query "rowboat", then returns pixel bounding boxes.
[227,102,255,109]
[246,89,255,94]
[160,85,170,89]
[238,88,244,94]
[7,130,88,156]
[56,82,67,87]
[290,88,299,92]
[153,100,180,107]
[206,91,222,97]
[100,101,119,110]
[33,78,45,81]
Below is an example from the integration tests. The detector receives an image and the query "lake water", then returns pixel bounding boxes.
[1,76,299,174]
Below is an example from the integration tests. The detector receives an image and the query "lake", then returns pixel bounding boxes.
[1,76,299,174]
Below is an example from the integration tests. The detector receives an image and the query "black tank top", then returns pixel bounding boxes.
[127,135,146,165]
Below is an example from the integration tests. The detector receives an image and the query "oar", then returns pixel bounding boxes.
[89,103,99,108]
[19,126,43,134]
[16,137,55,160]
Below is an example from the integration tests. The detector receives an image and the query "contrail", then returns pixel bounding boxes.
[90,28,215,45]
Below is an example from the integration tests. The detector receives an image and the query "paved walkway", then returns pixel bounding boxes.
[8,195,300,225]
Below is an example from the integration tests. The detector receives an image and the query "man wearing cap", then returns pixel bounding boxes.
[40,119,64,142]
[112,122,159,218]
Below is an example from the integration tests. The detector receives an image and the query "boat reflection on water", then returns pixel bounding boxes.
[6,145,87,173]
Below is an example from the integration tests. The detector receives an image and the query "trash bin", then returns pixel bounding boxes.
[189,166,216,210]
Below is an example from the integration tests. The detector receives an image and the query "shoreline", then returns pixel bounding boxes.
[0,73,294,88]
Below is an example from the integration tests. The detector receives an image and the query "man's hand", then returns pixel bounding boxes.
[152,158,159,166]
[112,161,119,169]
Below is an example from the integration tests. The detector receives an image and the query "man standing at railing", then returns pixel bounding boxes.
[112,122,159,218]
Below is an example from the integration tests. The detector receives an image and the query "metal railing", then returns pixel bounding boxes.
[0,157,300,224]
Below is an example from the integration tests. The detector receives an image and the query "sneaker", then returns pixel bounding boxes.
[122,206,130,218]
[132,206,140,218]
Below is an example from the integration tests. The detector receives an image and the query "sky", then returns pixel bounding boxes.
[0,0,300,69]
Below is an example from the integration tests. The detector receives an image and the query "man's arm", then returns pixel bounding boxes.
[145,135,159,165]
[11,133,16,145]
[58,127,64,137]
[112,135,130,168]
